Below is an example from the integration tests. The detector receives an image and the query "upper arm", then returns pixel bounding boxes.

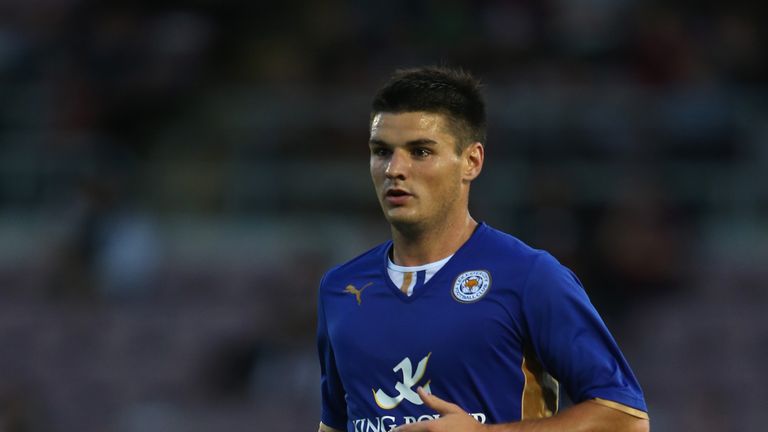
[317,275,348,430]
[550,400,649,432]
[584,400,650,431]
[521,254,648,417]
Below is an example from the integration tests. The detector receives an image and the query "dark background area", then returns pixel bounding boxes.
[0,0,766,431]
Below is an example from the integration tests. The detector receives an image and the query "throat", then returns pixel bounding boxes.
[390,216,477,266]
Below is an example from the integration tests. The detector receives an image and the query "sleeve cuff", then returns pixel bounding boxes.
[591,398,649,420]
[319,421,345,432]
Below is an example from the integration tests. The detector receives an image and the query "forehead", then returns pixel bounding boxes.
[370,112,454,143]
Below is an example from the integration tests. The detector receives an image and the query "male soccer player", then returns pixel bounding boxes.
[316,67,649,432]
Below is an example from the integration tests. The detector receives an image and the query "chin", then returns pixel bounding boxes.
[384,208,421,226]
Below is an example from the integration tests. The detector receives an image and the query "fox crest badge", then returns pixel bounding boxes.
[451,270,491,303]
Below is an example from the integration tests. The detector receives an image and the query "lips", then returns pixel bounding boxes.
[384,188,413,205]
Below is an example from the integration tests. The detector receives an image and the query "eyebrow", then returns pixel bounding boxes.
[368,138,438,147]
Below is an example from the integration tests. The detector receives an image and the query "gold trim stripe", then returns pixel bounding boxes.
[592,398,649,420]
[400,272,413,294]
[520,349,559,420]
[318,421,344,432]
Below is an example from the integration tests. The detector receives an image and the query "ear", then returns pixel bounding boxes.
[462,142,484,182]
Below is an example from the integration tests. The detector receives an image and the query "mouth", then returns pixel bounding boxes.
[384,188,413,205]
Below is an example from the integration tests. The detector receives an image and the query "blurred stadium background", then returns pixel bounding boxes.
[0,0,766,431]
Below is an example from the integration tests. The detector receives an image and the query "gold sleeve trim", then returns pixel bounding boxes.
[319,421,344,432]
[592,398,649,420]
[520,347,559,420]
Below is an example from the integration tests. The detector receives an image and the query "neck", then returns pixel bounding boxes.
[390,212,478,266]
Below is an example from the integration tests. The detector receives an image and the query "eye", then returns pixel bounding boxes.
[412,148,431,158]
[371,147,391,157]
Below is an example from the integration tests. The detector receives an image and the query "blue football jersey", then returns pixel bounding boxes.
[317,223,647,432]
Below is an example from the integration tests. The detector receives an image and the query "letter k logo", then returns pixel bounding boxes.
[372,353,432,409]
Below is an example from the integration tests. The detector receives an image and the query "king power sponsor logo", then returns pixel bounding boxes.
[351,413,487,432]
[364,353,487,431]
[373,353,432,409]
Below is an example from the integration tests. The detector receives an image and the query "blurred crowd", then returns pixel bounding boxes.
[0,0,766,431]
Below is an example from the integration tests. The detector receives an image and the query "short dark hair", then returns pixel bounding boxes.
[371,66,486,152]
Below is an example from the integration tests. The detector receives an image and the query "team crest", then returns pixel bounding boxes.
[452,270,491,303]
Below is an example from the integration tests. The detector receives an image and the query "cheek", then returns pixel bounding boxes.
[427,162,462,190]
[370,160,385,185]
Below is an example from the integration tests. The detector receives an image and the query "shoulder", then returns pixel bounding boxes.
[476,223,549,264]
[319,240,390,291]
[476,224,572,283]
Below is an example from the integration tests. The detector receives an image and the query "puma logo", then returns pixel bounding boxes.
[344,282,373,305]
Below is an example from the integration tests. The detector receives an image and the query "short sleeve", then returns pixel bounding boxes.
[521,253,648,413]
[317,274,348,430]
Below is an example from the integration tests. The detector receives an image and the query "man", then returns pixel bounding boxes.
[317,67,649,432]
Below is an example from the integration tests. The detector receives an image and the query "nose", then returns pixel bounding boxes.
[385,149,408,180]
